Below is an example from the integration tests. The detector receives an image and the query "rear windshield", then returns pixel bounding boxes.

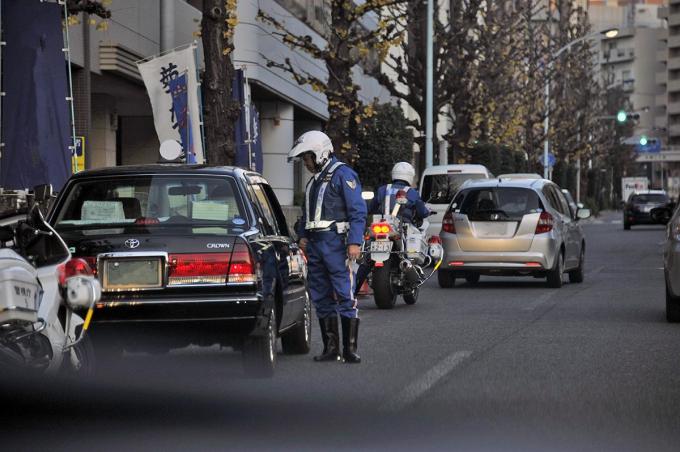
[53,175,249,235]
[421,173,488,204]
[452,187,543,221]
[631,194,667,204]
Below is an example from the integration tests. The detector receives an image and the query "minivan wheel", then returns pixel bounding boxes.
[243,308,277,378]
[437,270,456,288]
[546,252,564,288]
[568,247,585,283]
[666,282,680,323]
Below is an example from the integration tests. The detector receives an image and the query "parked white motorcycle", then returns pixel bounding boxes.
[363,189,443,309]
[0,201,100,375]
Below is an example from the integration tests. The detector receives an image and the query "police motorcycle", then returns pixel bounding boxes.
[363,189,443,309]
[0,189,100,375]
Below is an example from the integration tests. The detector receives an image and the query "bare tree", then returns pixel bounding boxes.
[258,1,403,162]
[200,0,240,165]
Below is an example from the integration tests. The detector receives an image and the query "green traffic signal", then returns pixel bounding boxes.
[617,110,627,123]
[640,135,648,146]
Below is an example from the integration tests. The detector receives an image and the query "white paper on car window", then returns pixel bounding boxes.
[81,201,125,221]
[192,201,229,221]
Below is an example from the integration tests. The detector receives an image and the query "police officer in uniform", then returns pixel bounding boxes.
[355,162,430,296]
[288,131,367,363]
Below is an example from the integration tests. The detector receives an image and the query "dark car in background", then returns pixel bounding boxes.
[47,165,311,377]
[623,190,669,230]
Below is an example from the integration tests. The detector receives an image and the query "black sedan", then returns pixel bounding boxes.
[47,164,311,377]
[623,190,669,230]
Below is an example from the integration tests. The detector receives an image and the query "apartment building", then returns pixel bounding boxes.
[66,0,390,205]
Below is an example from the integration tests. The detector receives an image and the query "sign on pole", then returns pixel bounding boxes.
[72,136,85,173]
[137,45,204,163]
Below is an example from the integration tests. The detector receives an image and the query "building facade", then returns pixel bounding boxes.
[66,0,391,205]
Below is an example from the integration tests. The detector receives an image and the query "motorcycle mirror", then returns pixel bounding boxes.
[65,276,102,311]
[396,190,408,205]
[32,184,53,203]
[576,208,591,220]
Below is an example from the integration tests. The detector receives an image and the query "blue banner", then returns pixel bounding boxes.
[1,0,71,191]
[168,72,195,163]
[232,69,262,172]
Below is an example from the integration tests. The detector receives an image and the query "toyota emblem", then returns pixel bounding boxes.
[124,238,140,249]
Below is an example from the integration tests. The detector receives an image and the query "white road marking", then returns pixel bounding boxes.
[380,350,472,413]
[590,265,605,275]
[522,289,558,311]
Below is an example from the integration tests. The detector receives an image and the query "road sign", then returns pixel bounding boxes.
[72,136,85,173]
[541,152,556,167]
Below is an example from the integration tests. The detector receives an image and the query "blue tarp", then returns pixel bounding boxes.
[232,69,262,172]
[0,0,71,191]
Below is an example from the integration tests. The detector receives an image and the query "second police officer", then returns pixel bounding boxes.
[288,131,367,363]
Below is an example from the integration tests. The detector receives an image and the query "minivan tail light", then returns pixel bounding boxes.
[168,253,231,286]
[535,211,554,234]
[57,258,94,286]
[442,211,456,234]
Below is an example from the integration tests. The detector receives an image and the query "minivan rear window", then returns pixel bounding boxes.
[421,173,487,204]
[453,187,543,221]
[53,175,249,234]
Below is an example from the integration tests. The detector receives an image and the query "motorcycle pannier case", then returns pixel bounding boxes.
[405,225,428,265]
[0,249,40,325]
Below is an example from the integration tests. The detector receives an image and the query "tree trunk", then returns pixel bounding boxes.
[201,0,239,166]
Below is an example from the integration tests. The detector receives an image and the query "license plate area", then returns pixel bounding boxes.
[369,241,393,253]
[101,255,164,292]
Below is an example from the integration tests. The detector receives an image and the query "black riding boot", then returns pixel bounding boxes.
[314,316,340,362]
[341,317,361,363]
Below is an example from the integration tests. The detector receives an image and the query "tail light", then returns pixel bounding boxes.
[227,242,257,283]
[167,244,256,286]
[395,189,408,205]
[134,217,160,225]
[535,211,554,234]
[428,235,442,245]
[168,253,231,286]
[81,256,98,277]
[57,258,94,286]
[442,211,456,234]
[371,222,391,235]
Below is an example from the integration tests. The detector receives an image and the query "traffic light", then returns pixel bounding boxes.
[639,135,648,146]
[616,110,640,123]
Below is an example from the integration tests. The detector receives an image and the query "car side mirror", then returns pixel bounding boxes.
[651,207,672,225]
[576,208,591,220]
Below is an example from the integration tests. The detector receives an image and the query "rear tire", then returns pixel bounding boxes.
[546,251,564,288]
[281,291,312,354]
[568,246,585,283]
[403,286,419,305]
[465,273,480,285]
[437,270,456,288]
[666,281,680,323]
[373,259,397,309]
[243,308,277,378]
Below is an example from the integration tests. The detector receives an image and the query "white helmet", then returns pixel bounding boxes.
[287,130,334,167]
[391,162,416,186]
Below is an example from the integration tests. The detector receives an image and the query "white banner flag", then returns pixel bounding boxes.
[138,46,204,163]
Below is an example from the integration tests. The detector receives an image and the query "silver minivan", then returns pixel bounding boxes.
[419,164,492,236]
[437,178,590,288]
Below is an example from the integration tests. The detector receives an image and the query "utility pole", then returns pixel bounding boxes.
[425,0,434,169]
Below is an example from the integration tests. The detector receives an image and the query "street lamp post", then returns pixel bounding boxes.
[543,28,619,179]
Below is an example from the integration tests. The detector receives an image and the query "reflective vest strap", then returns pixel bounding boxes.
[384,184,411,215]
[383,184,392,215]
[305,161,345,229]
